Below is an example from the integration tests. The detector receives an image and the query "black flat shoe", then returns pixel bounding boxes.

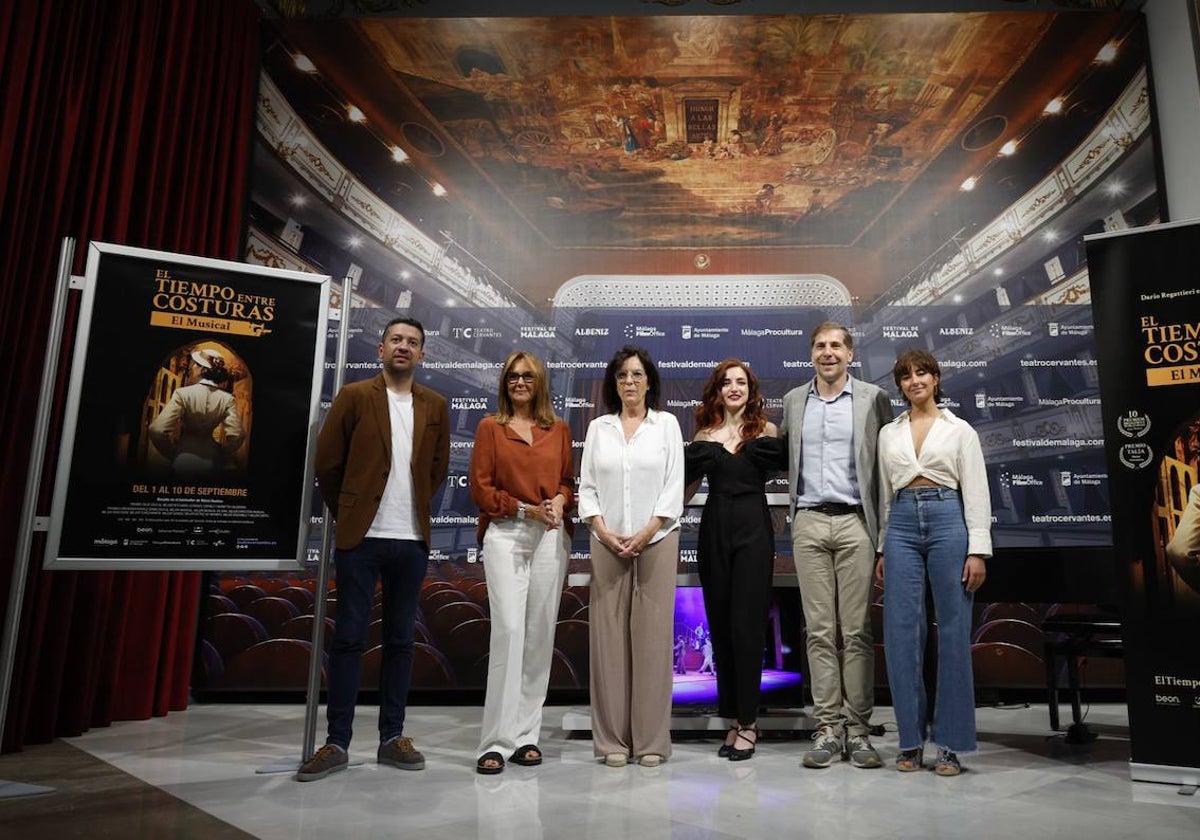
[717,725,738,758]
[728,725,759,762]
[476,751,505,775]
[510,744,543,766]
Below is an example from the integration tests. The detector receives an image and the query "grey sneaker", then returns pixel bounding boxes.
[297,744,347,781]
[846,734,883,768]
[801,727,843,768]
[378,735,425,771]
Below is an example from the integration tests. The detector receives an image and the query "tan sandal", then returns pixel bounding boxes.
[934,748,961,776]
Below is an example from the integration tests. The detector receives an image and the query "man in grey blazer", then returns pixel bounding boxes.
[780,321,892,769]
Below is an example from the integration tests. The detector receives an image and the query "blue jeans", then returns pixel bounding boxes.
[882,487,976,753]
[327,537,427,749]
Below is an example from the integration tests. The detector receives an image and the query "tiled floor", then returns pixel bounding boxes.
[2,703,1198,839]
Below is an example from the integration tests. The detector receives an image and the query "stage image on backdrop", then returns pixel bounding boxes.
[45,243,330,570]
[195,9,1164,695]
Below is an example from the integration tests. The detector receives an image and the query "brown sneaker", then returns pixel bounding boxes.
[378,736,425,771]
[297,744,348,782]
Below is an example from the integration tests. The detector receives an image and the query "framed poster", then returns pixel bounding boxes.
[45,242,330,569]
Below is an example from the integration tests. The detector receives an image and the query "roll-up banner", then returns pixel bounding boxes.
[45,242,331,570]
[1086,219,1200,785]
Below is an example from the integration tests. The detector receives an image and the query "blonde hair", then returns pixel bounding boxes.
[495,350,558,428]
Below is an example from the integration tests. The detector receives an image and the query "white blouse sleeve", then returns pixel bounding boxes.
[956,424,993,557]
[576,419,602,522]
[651,412,685,525]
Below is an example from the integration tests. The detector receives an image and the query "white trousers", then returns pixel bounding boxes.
[478,518,569,757]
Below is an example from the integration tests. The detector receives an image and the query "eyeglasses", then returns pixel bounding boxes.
[506,372,535,383]
[616,371,646,382]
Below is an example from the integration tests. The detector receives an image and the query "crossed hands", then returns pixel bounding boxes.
[590,516,662,559]
[524,495,566,530]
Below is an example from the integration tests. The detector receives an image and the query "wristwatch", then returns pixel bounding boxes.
[517,502,527,520]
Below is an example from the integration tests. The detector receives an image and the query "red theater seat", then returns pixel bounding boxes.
[979,602,1043,626]
[972,619,1045,656]
[971,642,1045,689]
[428,601,488,645]
[465,580,489,607]
[198,639,224,685]
[245,596,301,636]
[553,618,589,684]
[558,590,584,621]
[221,639,325,690]
[226,584,266,612]
[361,643,455,689]
[421,588,467,615]
[446,618,492,677]
[550,648,580,688]
[206,594,238,618]
[205,613,268,663]
[278,615,336,650]
[275,586,315,612]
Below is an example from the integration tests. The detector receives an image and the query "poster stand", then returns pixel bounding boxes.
[256,276,351,775]
[3,236,333,787]
[0,238,79,797]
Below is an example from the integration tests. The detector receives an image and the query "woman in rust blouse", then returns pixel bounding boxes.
[469,350,574,774]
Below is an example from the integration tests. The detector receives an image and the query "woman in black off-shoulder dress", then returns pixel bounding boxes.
[685,359,786,761]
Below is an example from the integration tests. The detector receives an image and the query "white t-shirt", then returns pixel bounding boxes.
[366,390,421,541]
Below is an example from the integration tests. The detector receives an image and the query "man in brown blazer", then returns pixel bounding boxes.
[298,316,450,782]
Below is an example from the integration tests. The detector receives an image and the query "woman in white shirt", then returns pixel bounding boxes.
[875,348,991,777]
[578,345,684,768]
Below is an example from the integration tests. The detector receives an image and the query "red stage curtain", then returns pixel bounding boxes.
[0,0,260,751]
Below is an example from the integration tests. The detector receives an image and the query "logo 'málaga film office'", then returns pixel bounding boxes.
[151,268,277,337]
[1140,314,1200,386]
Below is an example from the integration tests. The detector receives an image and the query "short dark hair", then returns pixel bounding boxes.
[602,345,661,414]
[892,348,945,404]
[381,316,425,347]
[810,320,853,350]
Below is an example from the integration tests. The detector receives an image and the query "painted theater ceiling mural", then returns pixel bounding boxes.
[354,14,1052,249]
[266,11,1144,279]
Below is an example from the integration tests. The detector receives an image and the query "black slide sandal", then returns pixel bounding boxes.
[476,751,505,774]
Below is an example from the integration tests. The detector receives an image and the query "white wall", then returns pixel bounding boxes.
[1144,0,1200,220]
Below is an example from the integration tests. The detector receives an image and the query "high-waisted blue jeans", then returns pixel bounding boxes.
[882,487,977,753]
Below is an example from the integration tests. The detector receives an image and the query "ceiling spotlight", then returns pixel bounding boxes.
[432,183,447,197]
[1043,98,1064,115]
[993,268,1004,276]
[288,194,308,207]
[347,235,363,249]
[1041,229,1058,243]
[960,177,977,192]
[998,140,1018,157]
[293,54,317,74]
[445,298,456,307]
[391,146,409,163]
[1104,180,1126,197]
[400,270,412,280]
[347,105,365,123]
[1095,41,1118,64]
[952,294,963,303]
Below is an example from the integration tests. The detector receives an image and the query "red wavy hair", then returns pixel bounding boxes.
[694,359,766,447]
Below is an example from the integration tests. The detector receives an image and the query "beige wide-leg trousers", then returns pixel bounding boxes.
[588,531,679,760]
